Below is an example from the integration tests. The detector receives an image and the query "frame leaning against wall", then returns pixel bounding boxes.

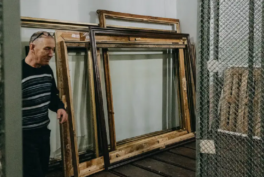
[97,10,196,149]
[55,27,196,176]
[96,9,181,32]
[89,27,196,160]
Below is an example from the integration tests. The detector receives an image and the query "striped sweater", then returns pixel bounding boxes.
[22,59,64,130]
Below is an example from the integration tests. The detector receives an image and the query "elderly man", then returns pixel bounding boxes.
[22,31,68,177]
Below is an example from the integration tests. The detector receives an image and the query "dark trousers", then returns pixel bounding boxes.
[23,127,51,177]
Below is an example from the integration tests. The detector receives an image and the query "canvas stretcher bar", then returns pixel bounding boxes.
[86,46,100,157]
[170,25,192,133]
[66,42,186,48]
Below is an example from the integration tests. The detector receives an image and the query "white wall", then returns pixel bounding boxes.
[21,0,197,41]
[21,0,176,28]
[176,0,198,44]
[20,0,198,158]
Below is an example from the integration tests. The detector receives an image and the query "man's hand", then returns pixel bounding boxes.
[57,109,68,123]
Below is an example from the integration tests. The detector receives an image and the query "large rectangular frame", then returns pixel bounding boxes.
[97,9,181,32]
[55,28,195,176]
[89,26,196,153]
[97,10,195,150]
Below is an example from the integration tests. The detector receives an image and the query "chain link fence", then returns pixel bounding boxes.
[197,0,264,176]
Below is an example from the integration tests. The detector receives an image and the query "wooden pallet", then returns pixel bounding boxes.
[219,67,261,136]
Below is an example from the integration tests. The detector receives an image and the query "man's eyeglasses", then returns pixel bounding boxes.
[31,32,53,42]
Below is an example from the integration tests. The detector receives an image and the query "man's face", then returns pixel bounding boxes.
[31,37,55,66]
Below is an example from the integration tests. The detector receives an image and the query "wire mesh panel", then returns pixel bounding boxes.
[197,0,264,176]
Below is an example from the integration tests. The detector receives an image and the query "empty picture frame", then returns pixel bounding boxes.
[55,30,104,177]
[97,10,195,145]
[88,27,195,170]
[97,9,181,32]
[55,28,195,176]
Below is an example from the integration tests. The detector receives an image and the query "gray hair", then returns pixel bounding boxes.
[29,31,54,43]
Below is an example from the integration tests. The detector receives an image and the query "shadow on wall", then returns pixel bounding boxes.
[89,11,97,24]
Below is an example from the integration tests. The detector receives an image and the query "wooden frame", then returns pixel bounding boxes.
[21,16,97,31]
[55,31,107,177]
[97,10,194,150]
[219,67,262,136]
[55,29,195,176]
[89,26,195,148]
[97,9,181,32]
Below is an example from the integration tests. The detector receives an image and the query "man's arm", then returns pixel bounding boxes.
[49,77,64,112]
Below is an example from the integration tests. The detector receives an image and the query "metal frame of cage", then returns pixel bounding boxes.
[197,0,264,176]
